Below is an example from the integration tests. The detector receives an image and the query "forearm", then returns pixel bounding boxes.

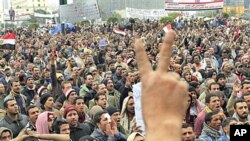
[37,133,70,141]
[226,93,236,116]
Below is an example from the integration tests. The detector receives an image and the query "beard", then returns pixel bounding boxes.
[238,112,248,119]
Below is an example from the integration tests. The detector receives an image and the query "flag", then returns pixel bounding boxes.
[0,33,16,50]
[113,28,126,36]
[163,23,172,33]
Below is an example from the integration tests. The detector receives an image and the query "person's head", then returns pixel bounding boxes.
[182,70,192,82]
[188,86,197,103]
[125,96,135,114]
[115,65,122,75]
[94,94,107,109]
[189,81,200,95]
[243,92,250,109]
[97,83,107,95]
[36,112,55,134]
[207,69,217,80]
[242,81,250,94]
[10,80,21,93]
[216,73,226,87]
[127,71,135,83]
[116,55,123,63]
[53,119,70,134]
[32,67,40,77]
[182,123,195,141]
[94,111,111,132]
[222,117,237,135]
[208,82,220,93]
[4,68,11,77]
[0,127,13,141]
[234,99,249,121]
[205,111,222,131]
[40,93,54,110]
[27,105,39,124]
[64,105,79,127]
[103,79,114,91]
[127,132,145,141]
[235,62,243,73]
[56,73,64,82]
[211,91,226,107]
[205,94,221,112]
[221,62,231,73]
[73,97,85,113]
[61,81,72,94]
[65,88,77,104]
[71,67,79,76]
[26,76,34,88]
[174,64,182,74]
[84,74,93,87]
[0,82,5,95]
[107,106,120,124]
[4,99,19,115]
[192,55,200,64]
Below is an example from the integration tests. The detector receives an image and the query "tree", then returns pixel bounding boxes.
[35,9,49,14]
[107,12,121,23]
[222,12,229,19]
[28,23,39,30]
[229,9,236,16]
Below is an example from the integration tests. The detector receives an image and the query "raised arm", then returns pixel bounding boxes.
[134,30,188,141]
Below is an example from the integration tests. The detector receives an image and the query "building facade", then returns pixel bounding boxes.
[12,0,50,14]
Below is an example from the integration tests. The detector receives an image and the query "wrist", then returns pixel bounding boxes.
[146,120,182,141]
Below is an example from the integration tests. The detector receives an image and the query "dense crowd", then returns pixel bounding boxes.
[0,15,250,141]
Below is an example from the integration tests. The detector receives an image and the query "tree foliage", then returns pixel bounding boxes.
[160,12,180,24]
[35,9,49,14]
[107,12,121,23]
[28,23,39,30]
[222,12,229,19]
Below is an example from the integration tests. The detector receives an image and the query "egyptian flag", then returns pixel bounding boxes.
[163,23,172,33]
[113,28,126,36]
[0,33,16,50]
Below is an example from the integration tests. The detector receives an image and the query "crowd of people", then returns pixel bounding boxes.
[0,14,250,141]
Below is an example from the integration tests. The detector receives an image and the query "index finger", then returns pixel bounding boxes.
[157,30,176,73]
[134,39,152,77]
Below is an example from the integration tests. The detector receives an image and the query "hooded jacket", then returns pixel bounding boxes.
[120,96,136,135]
[0,127,13,140]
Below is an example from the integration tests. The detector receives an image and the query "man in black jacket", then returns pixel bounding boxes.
[64,105,92,141]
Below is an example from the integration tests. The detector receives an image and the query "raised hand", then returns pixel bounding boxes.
[104,120,118,137]
[134,30,188,141]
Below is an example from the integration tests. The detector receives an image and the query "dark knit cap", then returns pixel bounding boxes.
[189,81,199,88]
[106,106,118,116]
[40,93,52,106]
[102,78,111,86]
[216,73,226,82]
[64,105,77,118]
[26,75,34,82]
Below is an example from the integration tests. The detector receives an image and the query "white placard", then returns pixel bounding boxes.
[133,82,145,133]
[126,7,168,20]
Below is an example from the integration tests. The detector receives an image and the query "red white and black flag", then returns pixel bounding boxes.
[113,28,126,36]
[0,32,16,50]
